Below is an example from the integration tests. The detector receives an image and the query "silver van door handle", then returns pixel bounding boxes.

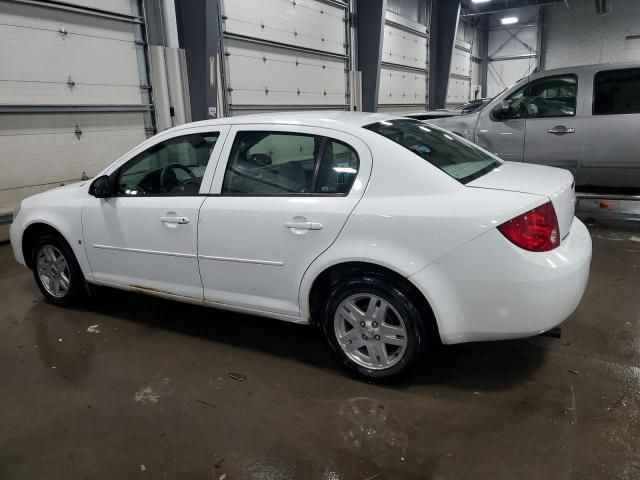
[547,126,575,135]
[285,221,323,230]
[161,216,189,224]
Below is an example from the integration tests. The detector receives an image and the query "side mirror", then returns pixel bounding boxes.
[491,100,510,120]
[89,175,112,198]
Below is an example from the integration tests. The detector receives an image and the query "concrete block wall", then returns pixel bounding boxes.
[542,0,640,69]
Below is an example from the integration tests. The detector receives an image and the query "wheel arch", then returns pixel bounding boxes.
[22,222,75,270]
[305,260,440,341]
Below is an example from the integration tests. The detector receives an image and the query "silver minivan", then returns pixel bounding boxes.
[427,63,640,189]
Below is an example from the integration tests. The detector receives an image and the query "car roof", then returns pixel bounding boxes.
[532,61,640,78]
[170,111,406,136]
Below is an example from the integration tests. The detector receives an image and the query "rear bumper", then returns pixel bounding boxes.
[410,218,592,344]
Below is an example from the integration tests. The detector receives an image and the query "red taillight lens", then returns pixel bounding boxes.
[498,201,560,252]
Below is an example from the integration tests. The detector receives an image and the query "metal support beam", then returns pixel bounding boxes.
[175,0,221,121]
[536,8,545,71]
[480,17,489,98]
[355,0,386,112]
[429,0,460,109]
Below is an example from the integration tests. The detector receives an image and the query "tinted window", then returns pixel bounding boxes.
[593,68,640,115]
[365,119,500,184]
[503,74,577,119]
[116,133,219,196]
[222,132,360,195]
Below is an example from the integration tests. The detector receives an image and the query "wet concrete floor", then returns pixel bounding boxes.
[1,224,639,479]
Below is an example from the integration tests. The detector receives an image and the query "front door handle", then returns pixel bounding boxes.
[161,216,189,224]
[547,126,575,135]
[285,221,323,230]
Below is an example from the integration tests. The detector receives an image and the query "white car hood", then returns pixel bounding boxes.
[467,161,576,240]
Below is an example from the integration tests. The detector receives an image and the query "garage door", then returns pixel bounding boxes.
[378,10,429,113]
[446,38,472,107]
[219,0,351,115]
[0,0,153,215]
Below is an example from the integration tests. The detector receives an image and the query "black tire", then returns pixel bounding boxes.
[31,233,86,307]
[321,274,430,382]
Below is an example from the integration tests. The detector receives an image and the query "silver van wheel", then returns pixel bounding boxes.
[334,293,408,370]
[36,244,70,298]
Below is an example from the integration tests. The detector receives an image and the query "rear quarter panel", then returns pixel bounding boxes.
[298,137,547,320]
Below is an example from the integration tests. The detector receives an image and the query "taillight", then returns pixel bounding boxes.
[498,201,560,252]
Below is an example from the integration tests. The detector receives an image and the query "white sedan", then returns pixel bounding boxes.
[9,112,592,380]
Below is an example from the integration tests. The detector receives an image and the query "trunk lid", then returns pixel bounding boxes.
[467,162,576,240]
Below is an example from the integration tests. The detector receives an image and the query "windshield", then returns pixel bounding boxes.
[364,119,501,184]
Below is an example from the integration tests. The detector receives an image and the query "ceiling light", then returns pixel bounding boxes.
[471,0,491,3]
[501,16,518,25]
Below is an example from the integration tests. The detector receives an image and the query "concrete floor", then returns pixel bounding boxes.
[1,224,639,480]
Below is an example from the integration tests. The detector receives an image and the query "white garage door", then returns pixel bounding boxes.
[0,0,152,215]
[446,38,472,106]
[378,10,429,113]
[220,0,350,115]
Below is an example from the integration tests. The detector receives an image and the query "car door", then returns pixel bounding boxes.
[474,88,526,161]
[82,126,230,299]
[197,124,371,317]
[579,66,640,187]
[521,73,580,174]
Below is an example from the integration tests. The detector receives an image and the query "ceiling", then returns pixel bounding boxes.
[460,0,566,15]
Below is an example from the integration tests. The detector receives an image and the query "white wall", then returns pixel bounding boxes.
[486,6,539,97]
[543,0,640,69]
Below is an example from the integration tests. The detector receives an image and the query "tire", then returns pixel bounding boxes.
[321,274,430,381]
[31,233,86,307]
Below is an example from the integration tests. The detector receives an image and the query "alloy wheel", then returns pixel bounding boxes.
[334,293,408,370]
[36,244,71,298]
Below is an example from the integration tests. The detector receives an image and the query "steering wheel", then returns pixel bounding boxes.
[159,163,196,192]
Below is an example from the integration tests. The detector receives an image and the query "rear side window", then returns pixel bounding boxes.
[364,119,500,184]
[221,131,359,195]
[593,68,640,115]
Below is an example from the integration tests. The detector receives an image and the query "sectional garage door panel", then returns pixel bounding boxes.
[223,0,346,56]
[220,0,350,114]
[0,112,146,191]
[378,66,427,106]
[62,0,135,16]
[381,24,428,71]
[0,6,140,104]
[226,39,346,107]
[0,0,150,214]
[378,11,428,108]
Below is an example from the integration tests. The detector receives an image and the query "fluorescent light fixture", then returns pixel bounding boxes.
[471,0,491,3]
[501,16,518,25]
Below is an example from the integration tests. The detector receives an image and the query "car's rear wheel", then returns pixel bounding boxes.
[32,234,86,306]
[322,274,429,381]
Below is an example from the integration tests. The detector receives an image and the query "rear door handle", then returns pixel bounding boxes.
[285,221,323,230]
[161,216,189,224]
[547,126,575,135]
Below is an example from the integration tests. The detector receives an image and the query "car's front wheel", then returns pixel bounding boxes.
[32,234,86,306]
[322,274,430,381]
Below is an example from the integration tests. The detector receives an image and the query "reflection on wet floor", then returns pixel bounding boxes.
[1,225,639,479]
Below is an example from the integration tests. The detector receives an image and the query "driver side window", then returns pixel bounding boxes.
[116,132,219,196]
[503,74,577,120]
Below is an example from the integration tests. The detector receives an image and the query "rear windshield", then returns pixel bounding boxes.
[364,119,501,184]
